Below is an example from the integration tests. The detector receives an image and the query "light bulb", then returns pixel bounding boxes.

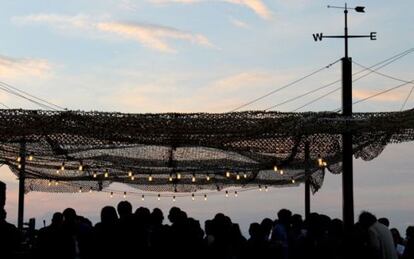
[18,164,21,169]
[192,174,196,182]
[131,176,135,181]
[234,191,238,197]
[191,193,195,201]
[110,192,113,198]
[177,173,181,180]
[206,175,211,181]
[55,181,59,186]
[60,163,65,171]
[28,154,33,161]
[226,172,230,178]
[93,172,97,178]
[89,187,92,193]
[17,156,21,162]
[128,171,132,177]
[123,192,127,198]
[157,194,161,201]
[322,161,327,167]
[169,175,173,182]
[259,185,262,192]
[243,173,247,179]
[173,196,176,202]
[236,174,240,180]
[225,191,229,197]
[78,164,83,171]
[273,165,278,172]
[265,186,268,192]
[280,170,284,175]
[141,195,145,201]
[48,180,52,186]
[148,174,153,182]
[204,194,207,201]
[104,171,109,178]
[56,170,60,174]
[318,158,323,167]
[79,187,82,193]
[292,179,295,184]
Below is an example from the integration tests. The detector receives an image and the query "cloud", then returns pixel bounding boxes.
[229,17,249,29]
[353,89,412,102]
[148,0,273,20]
[0,55,52,79]
[13,14,214,53]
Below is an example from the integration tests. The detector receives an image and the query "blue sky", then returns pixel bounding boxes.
[0,0,413,234]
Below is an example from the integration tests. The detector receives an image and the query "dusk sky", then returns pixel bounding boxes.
[0,0,413,235]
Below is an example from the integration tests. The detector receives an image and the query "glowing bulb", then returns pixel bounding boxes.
[191,193,195,201]
[206,175,210,181]
[78,164,83,171]
[128,171,132,177]
[318,157,323,167]
[123,192,127,198]
[157,194,161,201]
[265,186,268,192]
[259,185,262,192]
[60,163,65,171]
[169,174,173,182]
[56,170,60,174]
[131,176,135,181]
[226,172,230,178]
[273,165,278,172]
[322,161,327,167]
[204,194,207,201]
[93,172,97,178]
[110,192,113,198]
[28,154,33,161]
[55,181,58,186]
[291,179,295,184]
[177,173,181,180]
[173,196,176,202]
[192,174,196,182]
[234,191,238,197]
[104,171,109,178]
[18,164,21,169]
[236,174,240,180]
[243,173,247,179]
[148,174,153,182]
[225,191,229,197]
[17,156,21,162]
[89,187,92,193]
[141,195,145,201]
[79,187,82,193]
[279,170,284,175]
[48,180,52,186]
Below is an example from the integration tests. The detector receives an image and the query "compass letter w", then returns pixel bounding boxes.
[313,33,323,41]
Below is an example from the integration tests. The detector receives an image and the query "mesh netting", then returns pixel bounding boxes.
[0,109,413,194]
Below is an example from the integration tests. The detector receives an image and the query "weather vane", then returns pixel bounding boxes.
[313,4,377,58]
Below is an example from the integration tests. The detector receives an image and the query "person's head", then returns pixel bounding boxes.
[63,208,77,224]
[117,201,132,219]
[390,228,403,245]
[277,209,292,225]
[151,208,164,225]
[101,206,118,224]
[261,218,273,237]
[249,223,262,239]
[135,207,151,223]
[378,217,390,227]
[168,207,182,224]
[406,226,414,240]
[358,211,377,228]
[0,208,6,222]
[51,212,63,226]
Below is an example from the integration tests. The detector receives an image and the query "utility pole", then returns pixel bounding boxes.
[304,141,311,220]
[18,140,26,231]
[313,4,377,233]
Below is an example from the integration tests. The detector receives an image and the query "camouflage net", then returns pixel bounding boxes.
[0,109,413,194]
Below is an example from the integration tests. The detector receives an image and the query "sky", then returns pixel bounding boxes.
[0,0,413,235]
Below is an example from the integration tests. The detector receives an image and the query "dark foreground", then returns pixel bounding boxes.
[0,204,413,259]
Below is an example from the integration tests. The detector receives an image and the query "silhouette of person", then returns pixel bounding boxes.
[35,212,64,259]
[0,208,19,259]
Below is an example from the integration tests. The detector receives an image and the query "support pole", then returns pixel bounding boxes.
[342,57,354,233]
[304,141,311,220]
[18,141,26,231]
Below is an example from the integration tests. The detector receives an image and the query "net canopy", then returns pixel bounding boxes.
[0,109,413,194]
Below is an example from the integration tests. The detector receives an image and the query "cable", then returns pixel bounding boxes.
[0,80,65,110]
[401,85,414,111]
[0,84,57,110]
[0,102,10,109]
[266,48,414,111]
[229,58,341,112]
[352,60,414,85]
[290,48,414,112]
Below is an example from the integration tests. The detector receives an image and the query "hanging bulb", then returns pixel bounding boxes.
[48,180,52,186]
[60,162,65,171]
[141,195,145,201]
[110,192,113,198]
[236,174,240,180]
[18,164,22,169]
[225,190,229,197]
[206,174,210,181]
[148,174,153,182]
[243,173,247,179]
[93,172,97,178]
[265,186,268,192]
[28,154,33,161]
[234,191,238,197]
[123,192,127,198]
[157,194,161,201]
[79,187,82,193]
[226,171,230,178]
[322,161,327,167]
[169,174,173,182]
[56,170,60,174]
[78,163,83,171]
[191,193,195,201]
[204,194,207,201]
[192,174,196,183]
[259,185,262,192]
[291,179,295,184]
[173,196,176,202]
[318,156,323,167]
[55,181,59,186]
[17,156,21,162]
[177,173,181,180]
[89,187,93,193]
[131,175,135,181]
[104,170,109,178]
[279,169,284,175]
[128,171,133,177]
[273,165,278,172]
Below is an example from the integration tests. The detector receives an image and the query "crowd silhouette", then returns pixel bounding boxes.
[0,204,413,259]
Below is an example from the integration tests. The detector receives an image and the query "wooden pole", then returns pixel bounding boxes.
[18,141,26,231]
[304,141,311,220]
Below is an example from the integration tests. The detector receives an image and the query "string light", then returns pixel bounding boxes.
[259,185,262,192]
[123,192,127,198]
[322,161,328,167]
[191,193,195,201]
[78,163,83,171]
[243,173,247,179]
[225,190,229,197]
[157,194,161,201]
[17,164,21,169]
[173,196,176,202]
[204,194,207,201]
[16,156,21,162]
[128,171,132,177]
[55,181,59,186]
[79,187,82,193]
[273,165,278,172]
[48,180,52,186]
[234,191,238,197]
[206,174,210,181]
[291,179,295,184]
[93,171,97,178]
[236,174,240,180]
[141,195,145,201]
[56,170,60,174]
[177,173,181,180]
[169,174,173,182]
[265,186,268,192]
[28,154,33,161]
[226,171,230,178]
[110,192,113,198]
[131,175,135,181]
[279,169,284,175]
[89,187,93,193]
[60,162,65,171]
[148,174,153,182]
[192,174,196,183]
[104,170,109,178]
[317,156,323,167]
